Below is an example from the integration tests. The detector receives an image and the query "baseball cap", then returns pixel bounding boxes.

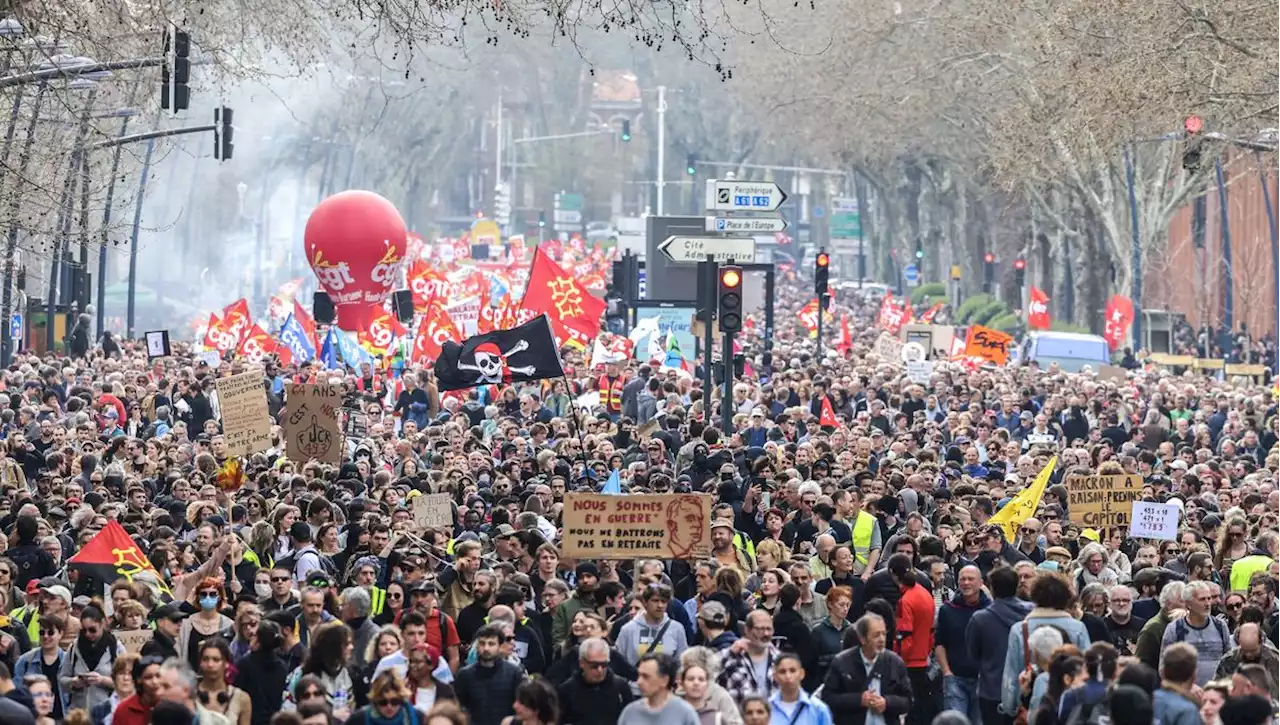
[711,518,735,531]
[288,521,313,542]
[493,524,518,539]
[43,585,72,606]
[152,603,188,622]
[1169,460,1188,471]
[697,601,730,627]
[1080,528,1100,542]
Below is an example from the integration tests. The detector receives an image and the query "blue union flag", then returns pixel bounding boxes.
[280,314,316,364]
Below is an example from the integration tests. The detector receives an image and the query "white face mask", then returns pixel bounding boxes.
[255,582,271,598]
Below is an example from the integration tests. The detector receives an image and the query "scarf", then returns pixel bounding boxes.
[77,630,117,671]
[363,705,421,725]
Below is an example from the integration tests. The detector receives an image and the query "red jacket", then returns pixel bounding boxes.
[110,694,154,725]
[896,582,935,668]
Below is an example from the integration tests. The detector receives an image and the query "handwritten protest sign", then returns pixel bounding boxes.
[562,493,712,560]
[1129,501,1179,540]
[963,325,1013,365]
[412,493,454,529]
[285,384,343,464]
[1066,473,1144,528]
[117,629,151,654]
[214,371,272,456]
[873,333,903,362]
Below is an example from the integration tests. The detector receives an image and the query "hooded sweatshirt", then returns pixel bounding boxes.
[965,596,1032,702]
[616,614,689,665]
[936,590,990,679]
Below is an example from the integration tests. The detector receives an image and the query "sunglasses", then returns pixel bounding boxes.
[375,698,404,707]
[271,576,290,582]
[39,628,58,636]
[583,660,609,670]
[301,690,324,699]
[198,590,220,598]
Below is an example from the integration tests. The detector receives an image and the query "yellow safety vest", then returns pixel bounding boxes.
[370,586,387,616]
[732,532,756,570]
[1230,555,1273,592]
[8,605,38,644]
[852,510,876,566]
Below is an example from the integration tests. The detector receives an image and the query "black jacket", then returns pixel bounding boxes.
[544,645,636,686]
[821,648,913,725]
[140,630,179,661]
[455,659,523,725]
[234,650,290,725]
[556,670,636,725]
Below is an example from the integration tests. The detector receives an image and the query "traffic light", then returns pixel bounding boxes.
[538,210,546,228]
[718,266,743,333]
[983,252,995,292]
[620,120,632,142]
[686,154,696,175]
[213,106,233,161]
[914,242,924,260]
[1183,115,1203,171]
[814,251,830,297]
[161,29,190,111]
[1013,257,1026,287]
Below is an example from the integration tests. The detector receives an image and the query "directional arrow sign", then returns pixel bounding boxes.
[705,179,788,212]
[659,236,757,264]
[704,216,788,233]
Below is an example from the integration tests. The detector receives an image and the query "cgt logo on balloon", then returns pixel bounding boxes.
[310,250,358,301]
[368,246,403,300]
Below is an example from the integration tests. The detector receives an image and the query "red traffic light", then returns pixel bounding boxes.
[1013,258,1026,270]
[984,253,995,264]
[816,253,830,268]
[1184,115,1203,134]
[721,269,742,288]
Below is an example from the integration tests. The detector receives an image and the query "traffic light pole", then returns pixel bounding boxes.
[722,332,734,436]
[816,297,824,359]
[701,256,715,421]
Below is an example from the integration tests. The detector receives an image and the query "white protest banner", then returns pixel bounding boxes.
[412,493,453,529]
[873,333,903,363]
[214,371,272,456]
[906,360,934,385]
[1129,501,1179,540]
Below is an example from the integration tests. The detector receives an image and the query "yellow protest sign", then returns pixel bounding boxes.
[1066,473,1144,529]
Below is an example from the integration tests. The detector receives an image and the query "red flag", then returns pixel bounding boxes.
[918,302,945,325]
[68,521,170,597]
[1103,295,1134,351]
[292,300,318,348]
[877,294,910,333]
[1028,287,1051,330]
[412,299,460,364]
[820,396,840,428]
[202,314,229,351]
[360,308,407,352]
[408,260,449,313]
[836,315,854,355]
[221,299,252,345]
[236,323,274,362]
[520,247,606,344]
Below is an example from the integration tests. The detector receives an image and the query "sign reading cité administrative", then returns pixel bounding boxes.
[1066,473,1144,528]
[214,371,272,456]
[285,384,343,464]
[561,493,712,560]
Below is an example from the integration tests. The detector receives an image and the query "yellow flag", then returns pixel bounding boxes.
[989,456,1057,542]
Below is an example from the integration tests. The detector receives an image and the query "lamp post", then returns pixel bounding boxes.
[45,77,99,353]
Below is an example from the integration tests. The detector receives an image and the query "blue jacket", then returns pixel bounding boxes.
[769,689,835,725]
[14,647,69,714]
[1001,610,1090,715]
[937,591,990,679]
[1153,688,1202,725]
[966,597,1031,702]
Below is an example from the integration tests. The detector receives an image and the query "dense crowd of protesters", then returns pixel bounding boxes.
[0,256,1274,725]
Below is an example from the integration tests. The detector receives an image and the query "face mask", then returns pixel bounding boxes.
[255,583,271,598]
[199,596,219,611]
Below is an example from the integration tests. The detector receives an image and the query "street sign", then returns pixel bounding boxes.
[9,313,19,339]
[704,179,787,212]
[659,236,757,264]
[831,238,867,255]
[637,269,647,298]
[704,216,787,233]
[903,264,921,287]
[830,197,862,240]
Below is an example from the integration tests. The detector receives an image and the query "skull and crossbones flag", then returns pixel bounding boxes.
[433,314,565,391]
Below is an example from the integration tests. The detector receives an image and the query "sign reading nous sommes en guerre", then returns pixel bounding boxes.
[561,493,712,560]
[1066,473,1144,529]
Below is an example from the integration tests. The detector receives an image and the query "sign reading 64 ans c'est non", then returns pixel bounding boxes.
[284,384,343,464]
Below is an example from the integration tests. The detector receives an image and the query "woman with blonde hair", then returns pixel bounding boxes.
[745,540,786,593]
[346,670,421,725]
[678,647,743,725]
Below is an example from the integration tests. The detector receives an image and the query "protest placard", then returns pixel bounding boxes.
[562,493,712,560]
[413,493,454,529]
[873,333,903,362]
[285,384,344,464]
[1065,473,1144,528]
[117,629,151,655]
[906,360,934,385]
[1129,501,1179,540]
[963,325,1013,365]
[214,371,272,456]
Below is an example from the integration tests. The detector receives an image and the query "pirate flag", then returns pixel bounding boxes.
[434,314,565,391]
[67,520,172,600]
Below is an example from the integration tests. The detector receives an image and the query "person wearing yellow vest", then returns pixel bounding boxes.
[847,489,883,579]
[1231,531,1278,592]
[353,558,387,616]
[598,361,626,420]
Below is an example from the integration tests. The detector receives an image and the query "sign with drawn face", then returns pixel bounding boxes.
[561,493,712,560]
[284,384,343,464]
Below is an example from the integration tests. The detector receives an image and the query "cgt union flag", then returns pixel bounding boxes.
[1103,294,1134,351]
[1028,287,1051,330]
[434,315,565,391]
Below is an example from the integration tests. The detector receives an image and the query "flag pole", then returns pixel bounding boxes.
[560,374,592,485]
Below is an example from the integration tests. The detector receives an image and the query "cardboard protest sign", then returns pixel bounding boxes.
[562,493,712,560]
[963,325,1013,365]
[873,333,903,362]
[1066,473,1144,528]
[117,629,151,654]
[1097,365,1127,383]
[412,493,454,529]
[906,360,934,385]
[214,371,272,456]
[285,384,343,464]
[1129,501,1179,540]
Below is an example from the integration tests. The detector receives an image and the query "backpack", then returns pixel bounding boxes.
[1173,615,1230,649]
[8,546,44,587]
[277,548,339,582]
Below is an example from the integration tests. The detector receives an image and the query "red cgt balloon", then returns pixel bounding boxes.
[305,190,407,333]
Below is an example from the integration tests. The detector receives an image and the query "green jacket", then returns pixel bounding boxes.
[551,591,594,648]
[1135,610,1171,670]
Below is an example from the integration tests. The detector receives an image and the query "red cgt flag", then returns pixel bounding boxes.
[236,323,275,362]
[412,298,460,364]
[520,247,606,343]
[1103,294,1134,351]
[836,315,854,355]
[361,308,407,353]
[820,396,840,428]
[1028,287,1051,330]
